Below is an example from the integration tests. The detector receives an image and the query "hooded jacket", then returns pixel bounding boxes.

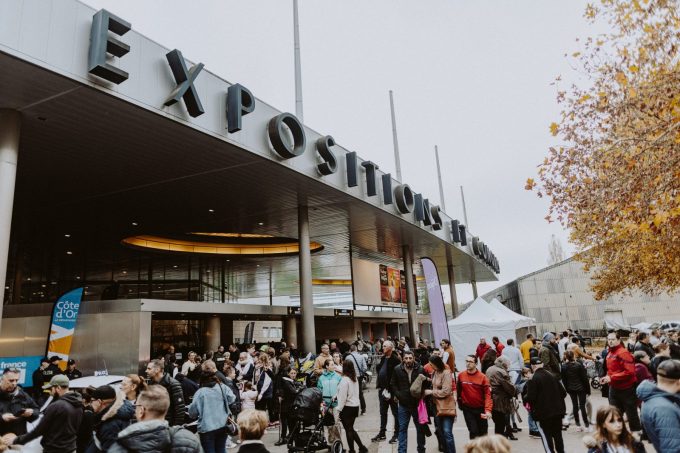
[486,364,517,414]
[317,370,341,407]
[539,336,560,378]
[606,343,637,390]
[15,391,83,453]
[87,390,136,452]
[108,419,202,453]
[0,386,39,435]
[636,380,680,453]
[525,368,566,422]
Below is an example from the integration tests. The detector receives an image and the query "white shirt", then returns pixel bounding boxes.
[558,337,570,358]
[336,376,360,411]
[504,345,523,372]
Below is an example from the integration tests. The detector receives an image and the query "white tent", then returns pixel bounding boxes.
[448,297,536,371]
[489,298,536,325]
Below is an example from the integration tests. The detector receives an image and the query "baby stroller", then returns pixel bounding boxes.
[286,387,343,453]
[584,358,602,389]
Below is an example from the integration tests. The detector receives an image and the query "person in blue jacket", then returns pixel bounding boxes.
[637,359,680,453]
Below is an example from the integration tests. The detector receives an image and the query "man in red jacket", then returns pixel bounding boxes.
[457,354,493,439]
[475,338,491,364]
[600,332,641,432]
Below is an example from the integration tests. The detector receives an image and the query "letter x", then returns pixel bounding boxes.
[164,49,205,117]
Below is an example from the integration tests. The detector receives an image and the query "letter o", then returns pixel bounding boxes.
[267,113,306,159]
[394,184,415,214]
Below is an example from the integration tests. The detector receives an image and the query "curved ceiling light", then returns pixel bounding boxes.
[122,233,323,256]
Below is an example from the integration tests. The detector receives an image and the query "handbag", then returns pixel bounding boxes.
[219,383,239,436]
[417,399,429,424]
[433,371,457,418]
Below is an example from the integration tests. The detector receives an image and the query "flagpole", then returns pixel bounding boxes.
[389,90,402,181]
[293,0,304,122]
[460,186,478,299]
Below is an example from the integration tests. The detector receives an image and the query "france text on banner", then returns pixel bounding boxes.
[421,257,450,345]
[46,287,84,370]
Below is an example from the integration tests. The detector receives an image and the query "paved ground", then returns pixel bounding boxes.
[260,385,655,453]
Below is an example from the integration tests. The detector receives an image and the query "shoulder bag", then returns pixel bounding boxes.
[219,383,239,436]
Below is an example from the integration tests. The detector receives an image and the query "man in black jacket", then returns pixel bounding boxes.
[525,358,566,453]
[145,359,186,426]
[108,386,200,453]
[3,374,83,453]
[371,340,401,444]
[0,368,39,436]
[390,350,427,453]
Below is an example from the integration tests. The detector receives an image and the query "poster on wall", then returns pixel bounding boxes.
[379,265,402,305]
[0,356,43,388]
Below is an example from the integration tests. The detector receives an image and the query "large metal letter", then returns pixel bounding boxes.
[315,136,337,176]
[382,174,393,205]
[394,184,414,214]
[361,161,379,197]
[268,113,306,159]
[346,152,358,187]
[88,9,131,84]
[226,84,255,133]
[164,49,205,118]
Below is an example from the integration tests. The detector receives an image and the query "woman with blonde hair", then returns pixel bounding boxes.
[254,353,274,413]
[583,405,645,453]
[464,434,512,453]
[120,374,147,403]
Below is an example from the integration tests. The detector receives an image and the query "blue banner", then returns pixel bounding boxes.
[47,288,84,368]
[0,356,43,388]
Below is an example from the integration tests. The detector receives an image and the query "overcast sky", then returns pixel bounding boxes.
[82,0,595,305]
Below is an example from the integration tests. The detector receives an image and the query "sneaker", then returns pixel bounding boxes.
[586,426,593,433]
[371,434,386,442]
[529,430,541,438]
[389,436,398,444]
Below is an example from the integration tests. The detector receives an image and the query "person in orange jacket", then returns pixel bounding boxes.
[600,332,641,433]
[456,354,492,439]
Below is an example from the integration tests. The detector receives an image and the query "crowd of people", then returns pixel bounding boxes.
[0,327,677,452]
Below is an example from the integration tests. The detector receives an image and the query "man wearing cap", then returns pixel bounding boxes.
[31,357,55,405]
[2,374,83,453]
[0,368,39,436]
[88,385,136,452]
[47,356,63,376]
[538,333,561,378]
[65,359,82,381]
[525,357,566,453]
[637,359,680,452]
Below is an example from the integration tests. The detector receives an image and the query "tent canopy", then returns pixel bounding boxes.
[448,297,536,371]
[489,298,536,328]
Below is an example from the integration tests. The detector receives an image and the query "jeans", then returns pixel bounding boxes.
[608,386,641,431]
[396,405,425,453]
[199,427,228,453]
[528,412,538,432]
[537,416,564,453]
[435,415,456,453]
[378,389,399,437]
[461,406,488,439]
[568,391,589,427]
[340,406,365,452]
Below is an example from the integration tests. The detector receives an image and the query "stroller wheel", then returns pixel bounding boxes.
[590,377,601,389]
[329,440,343,453]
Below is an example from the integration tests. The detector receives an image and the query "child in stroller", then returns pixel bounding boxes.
[286,387,343,453]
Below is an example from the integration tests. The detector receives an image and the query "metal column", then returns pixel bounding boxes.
[447,264,459,318]
[204,316,221,353]
[0,110,21,334]
[298,205,315,353]
[402,244,418,346]
[285,316,298,349]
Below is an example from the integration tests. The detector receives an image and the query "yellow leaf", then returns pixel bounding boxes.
[615,72,628,86]
[572,52,581,57]
[550,122,559,136]
[525,178,536,190]
[577,94,591,104]
[629,65,639,73]
[628,87,637,98]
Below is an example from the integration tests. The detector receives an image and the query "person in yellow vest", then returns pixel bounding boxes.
[520,334,535,366]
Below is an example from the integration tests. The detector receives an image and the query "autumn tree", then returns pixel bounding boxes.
[529,0,680,299]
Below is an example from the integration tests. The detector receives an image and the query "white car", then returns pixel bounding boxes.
[67,374,125,390]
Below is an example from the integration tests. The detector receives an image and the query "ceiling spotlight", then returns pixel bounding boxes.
[64,234,71,238]
[173,265,178,268]
[122,271,127,275]
[208,209,215,213]
[66,251,73,255]
[76,276,80,280]
[50,281,57,285]
[226,259,230,262]
[131,222,139,226]
[258,222,264,226]
[26,278,31,281]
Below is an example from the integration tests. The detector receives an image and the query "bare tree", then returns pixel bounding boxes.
[548,234,565,265]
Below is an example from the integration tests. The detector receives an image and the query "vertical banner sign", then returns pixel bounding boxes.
[421,258,450,344]
[46,288,84,370]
